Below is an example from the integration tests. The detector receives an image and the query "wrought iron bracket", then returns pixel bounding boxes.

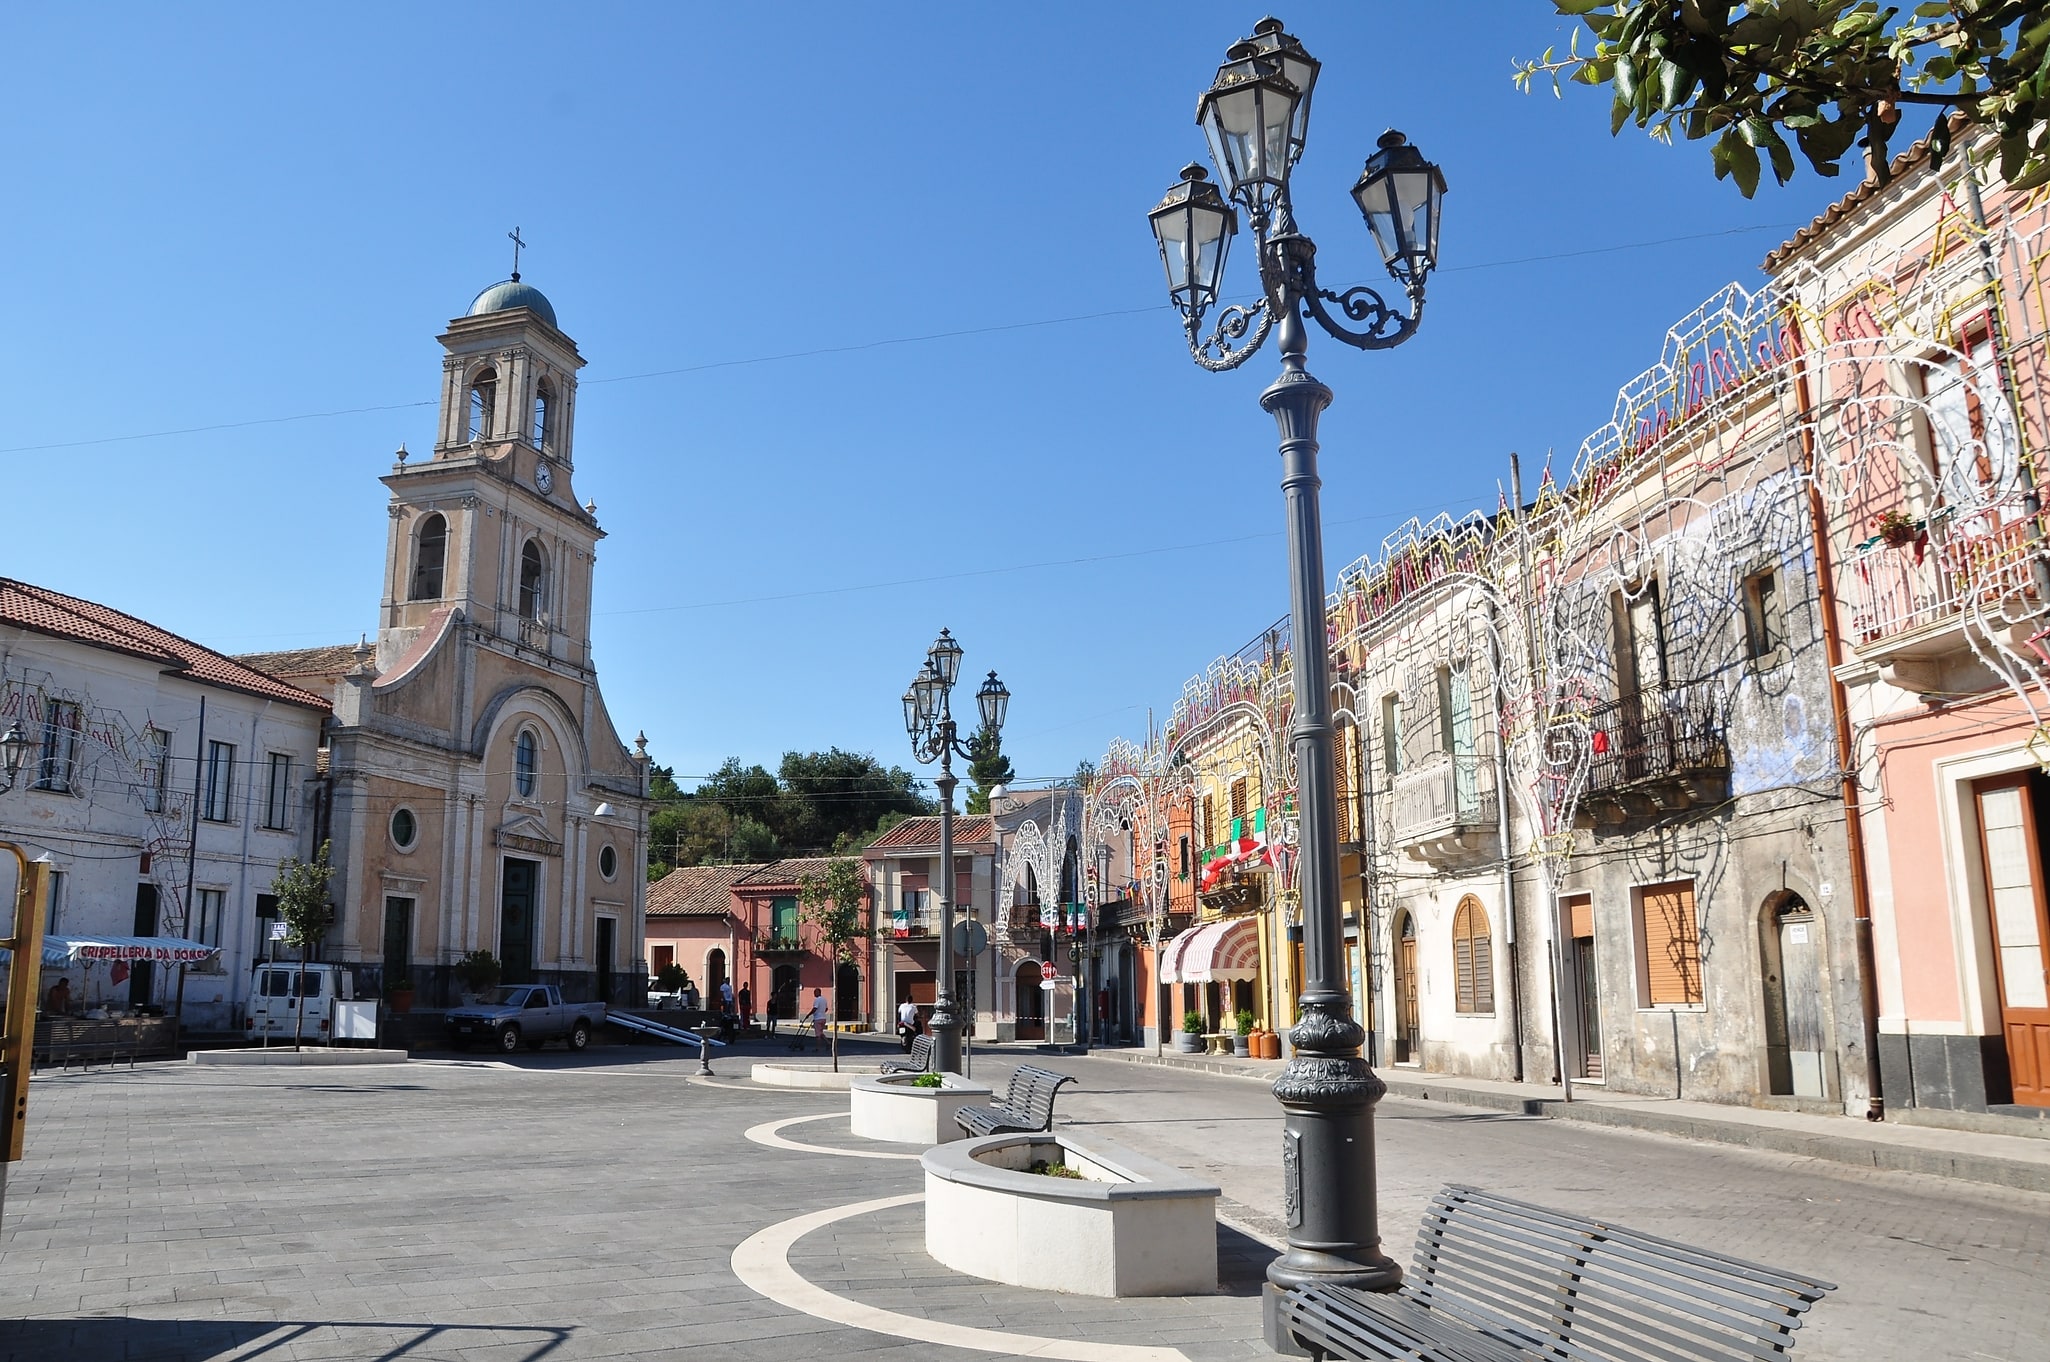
[1186,299,1273,372]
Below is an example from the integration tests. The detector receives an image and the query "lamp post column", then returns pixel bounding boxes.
[931,762,963,1074]
[1262,305,1400,1318]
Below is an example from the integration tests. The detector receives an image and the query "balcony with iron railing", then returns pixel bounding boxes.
[1391,749,1498,866]
[889,910,945,940]
[756,932,807,956]
[1841,506,2043,694]
[1580,682,1728,824]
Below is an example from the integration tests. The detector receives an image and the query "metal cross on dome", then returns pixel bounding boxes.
[508,226,527,282]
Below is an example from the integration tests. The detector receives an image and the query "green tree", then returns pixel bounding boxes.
[777,748,930,851]
[797,857,871,1072]
[1516,2,2050,195]
[269,841,336,1051]
[964,723,1014,815]
[729,814,781,863]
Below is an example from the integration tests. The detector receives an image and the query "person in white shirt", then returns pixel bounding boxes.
[897,997,921,1052]
[808,988,830,1052]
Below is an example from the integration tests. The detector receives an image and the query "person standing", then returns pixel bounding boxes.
[737,983,753,1033]
[897,996,920,1052]
[808,987,829,1052]
[44,976,71,1016]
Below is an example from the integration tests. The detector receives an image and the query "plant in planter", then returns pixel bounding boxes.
[455,949,501,1002]
[388,979,416,1015]
[911,1072,944,1089]
[1232,1008,1255,1057]
[1176,1010,1205,1053]
[1871,508,1922,549]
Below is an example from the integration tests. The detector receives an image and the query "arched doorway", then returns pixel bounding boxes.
[1016,959,1046,1041]
[1393,911,1420,1065]
[1760,890,1825,1097]
[835,962,861,1023]
[705,948,727,1011]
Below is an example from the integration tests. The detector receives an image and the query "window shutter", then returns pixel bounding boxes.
[1451,896,1493,1014]
[1639,880,1701,1006]
[1472,933,1493,1013]
[1453,933,1475,1014]
[1333,733,1355,842]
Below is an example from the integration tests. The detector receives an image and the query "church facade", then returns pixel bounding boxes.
[246,276,651,1008]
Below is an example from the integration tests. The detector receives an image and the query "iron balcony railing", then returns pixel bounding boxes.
[1391,751,1498,844]
[1843,507,2039,644]
[1583,683,1727,795]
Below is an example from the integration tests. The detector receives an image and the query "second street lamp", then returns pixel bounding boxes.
[903,630,1009,1075]
[1148,14,1446,1339]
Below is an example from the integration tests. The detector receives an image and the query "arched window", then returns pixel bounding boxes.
[467,366,497,441]
[514,730,537,797]
[532,379,554,451]
[409,513,447,601]
[518,540,546,620]
[1452,894,1494,1015]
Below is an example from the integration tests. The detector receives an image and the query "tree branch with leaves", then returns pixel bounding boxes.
[1517,1,2050,195]
[269,841,336,1050]
[797,857,872,1072]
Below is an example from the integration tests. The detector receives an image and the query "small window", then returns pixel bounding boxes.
[1451,895,1494,1014]
[140,727,170,813]
[1229,777,1248,828]
[533,380,554,450]
[411,513,448,601]
[391,807,418,850]
[261,969,292,998]
[202,740,236,822]
[772,896,799,939]
[35,700,82,793]
[514,730,537,798]
[1178,835,1190,877]
[1200,794,1215,850]
[468,366,496,441]
[599,844,618,879]
[265,754,293,831]
[519,540,546,620]
[1742,568,1786,661]
[1380,693,1403,778]
[194,888,225,948]
[1635,879,1703,1007]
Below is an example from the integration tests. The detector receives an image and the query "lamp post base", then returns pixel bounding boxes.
[929,1011,965,1075]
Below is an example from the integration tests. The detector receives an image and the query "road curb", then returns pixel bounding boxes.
[1087,1048,2050,1194]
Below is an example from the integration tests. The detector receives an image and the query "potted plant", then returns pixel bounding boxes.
[388,979,415,1015]
[1871,508,1922,549]
[1232,1008,1255,1057]
[455,949,501,1003]
[1176,1010,1205,1054]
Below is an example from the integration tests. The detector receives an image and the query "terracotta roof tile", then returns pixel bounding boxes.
[863,815,995,856]
[646,863,759,917]
[234,643,362,680]
[735,857,843,889]
[2,578,331,711]
[1763,112,1971,271]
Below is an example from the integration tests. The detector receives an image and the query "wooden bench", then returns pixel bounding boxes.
[954,1064,1076,1138]
[881,1033,934,1074]
[1275,1184,1835,1362]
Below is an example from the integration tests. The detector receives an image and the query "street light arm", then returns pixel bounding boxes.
[1304,282,1422,351]
[1186,298,1274,372]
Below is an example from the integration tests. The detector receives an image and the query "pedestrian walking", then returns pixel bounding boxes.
[808,988,829,1052]
[897,996,921,1052]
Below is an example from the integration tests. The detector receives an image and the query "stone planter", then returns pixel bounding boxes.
[848,1072,993,1145]
[750,1062,886,1090]
[1231,1034,1250,1057]
[924,1132,1220,1297]
[1174,1032,1203,1053]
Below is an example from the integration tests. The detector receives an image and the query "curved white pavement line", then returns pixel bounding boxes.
[731,1193,1190,1362]
[743,1112,920,1161]
[690,1075,819,1094]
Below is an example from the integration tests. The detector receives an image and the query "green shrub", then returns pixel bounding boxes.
[1182,1010,1205,1034]
[911,1073,943,1088]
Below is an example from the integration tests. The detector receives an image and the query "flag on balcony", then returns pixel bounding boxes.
[1198,828,1275,891]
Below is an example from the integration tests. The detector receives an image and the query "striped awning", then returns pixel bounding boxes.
[1160,916,1260,984]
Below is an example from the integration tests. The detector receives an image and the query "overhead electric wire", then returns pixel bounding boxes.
[0,224,1808,459]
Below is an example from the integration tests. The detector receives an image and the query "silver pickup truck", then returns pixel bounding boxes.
[444,985,606,1053]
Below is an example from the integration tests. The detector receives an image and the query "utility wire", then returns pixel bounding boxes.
[0,225,1807,458]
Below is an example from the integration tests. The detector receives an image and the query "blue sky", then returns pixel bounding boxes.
[1,3,1850,797]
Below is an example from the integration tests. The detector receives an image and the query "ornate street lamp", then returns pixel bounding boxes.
[903,630,1009,1074]
[0,722,28,794]
[1147,14,1446,1332]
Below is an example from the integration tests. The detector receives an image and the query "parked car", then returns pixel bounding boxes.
[444,985,606,1053]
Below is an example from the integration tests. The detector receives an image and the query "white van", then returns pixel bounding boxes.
[246,963,357,1041]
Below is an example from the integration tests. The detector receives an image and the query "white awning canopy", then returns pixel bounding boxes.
[1159,916,1261,984]
[24,935,223,968]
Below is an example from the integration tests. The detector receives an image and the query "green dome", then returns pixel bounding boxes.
[467,278,558,328]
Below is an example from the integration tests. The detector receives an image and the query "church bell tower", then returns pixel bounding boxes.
[377,265,603,672]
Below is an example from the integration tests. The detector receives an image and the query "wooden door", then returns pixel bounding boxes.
[1394,913,1419,1064]
[499,859,537,984]
[1975,775,2050,1106]
[1016,961,1045,1040]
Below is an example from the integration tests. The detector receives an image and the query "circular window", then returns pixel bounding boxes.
[599,845,618,880]
[390,808,418,850]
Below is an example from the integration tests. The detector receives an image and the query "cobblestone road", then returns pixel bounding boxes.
[0,1046,2039,1362]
